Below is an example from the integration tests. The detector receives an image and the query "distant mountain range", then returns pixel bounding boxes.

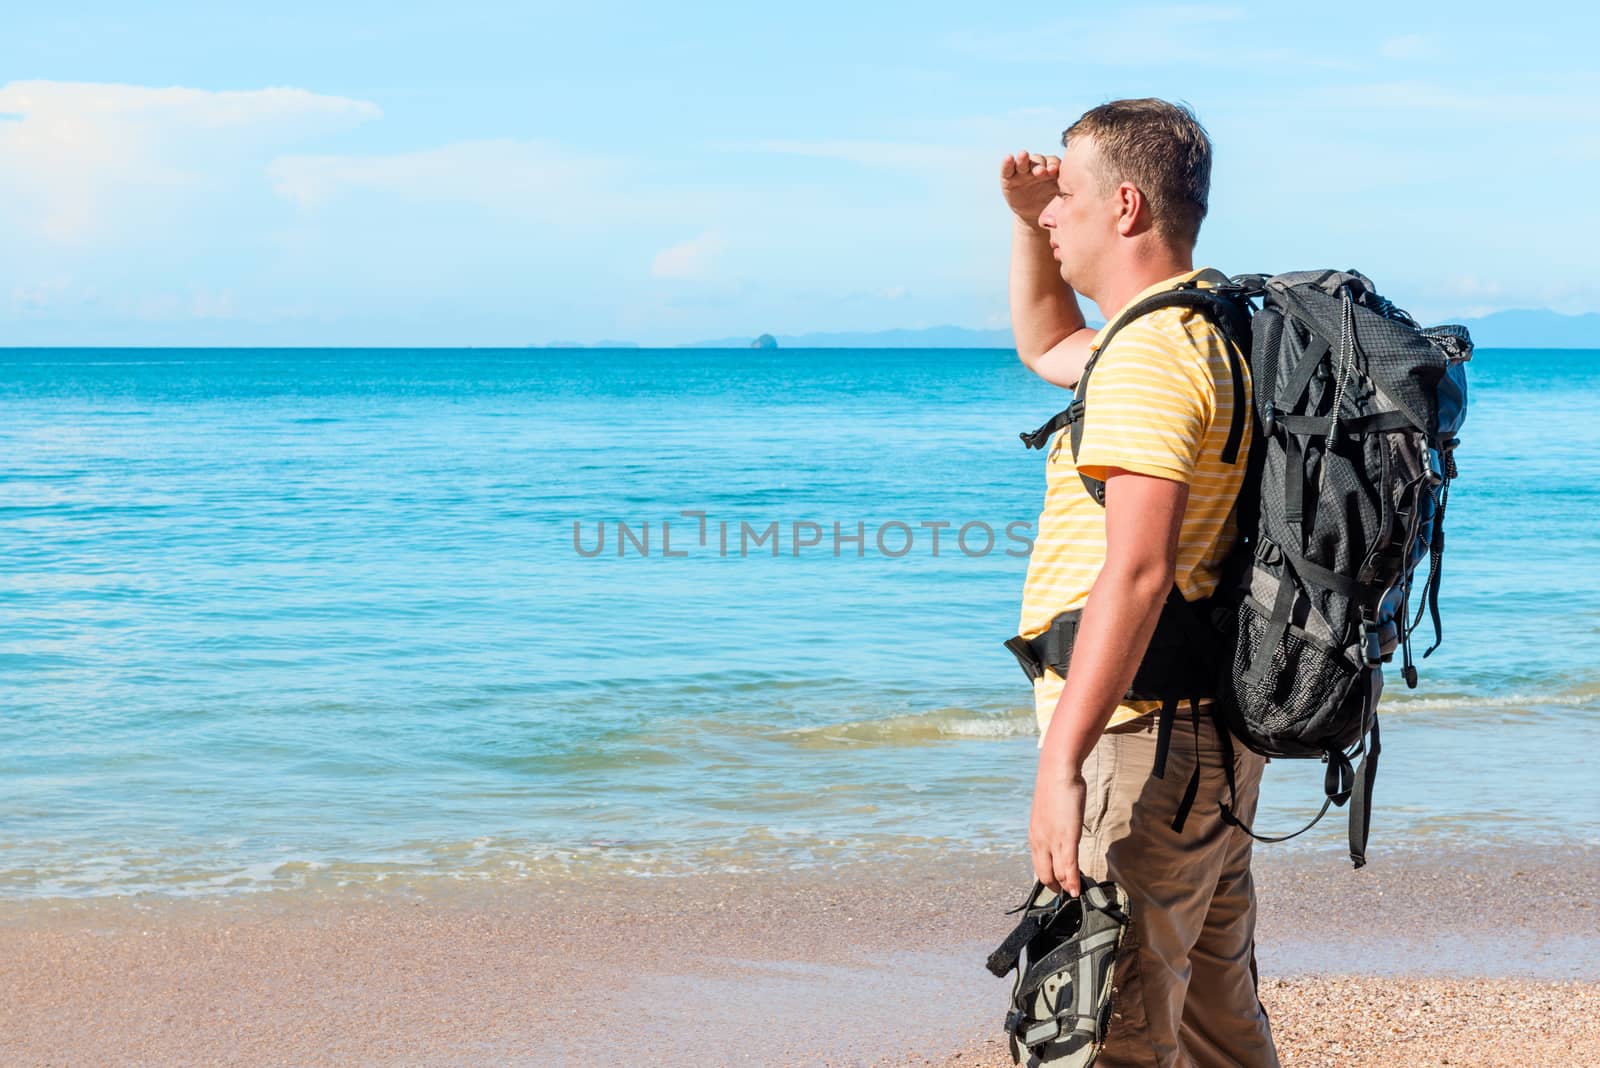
[1443,309,1600,348]
[683,309,1600,350]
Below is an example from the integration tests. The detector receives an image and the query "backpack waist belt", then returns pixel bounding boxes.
[1003,589,1214,700]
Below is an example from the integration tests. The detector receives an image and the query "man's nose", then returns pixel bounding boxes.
[1037,205,1055,230]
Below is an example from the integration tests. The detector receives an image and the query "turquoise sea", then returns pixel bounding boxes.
[3,347,1598,898]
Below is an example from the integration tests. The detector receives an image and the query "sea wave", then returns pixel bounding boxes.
[7,817,1595,903]
[772,706,1036,748]
[1379,683,1600,715]
[0,831,1020,900]
[762,681,1600,750]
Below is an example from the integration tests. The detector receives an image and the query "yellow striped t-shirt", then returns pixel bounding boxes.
[1019,267,1253,733]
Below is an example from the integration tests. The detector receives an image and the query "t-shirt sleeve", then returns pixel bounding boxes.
[1073,316,1214,486]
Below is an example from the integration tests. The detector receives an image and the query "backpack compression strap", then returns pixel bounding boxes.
[1208,672,1384,868]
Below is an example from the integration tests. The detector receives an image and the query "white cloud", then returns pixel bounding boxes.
[1400,273,1600,323]
[268,138,597,219]
[0,81,378,130]
[12,276,73,311]
[1441,276,1507,300]
[650,231,726,280]
[0,80,380,243]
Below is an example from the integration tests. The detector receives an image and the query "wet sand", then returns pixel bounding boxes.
[2,843,1595,1066]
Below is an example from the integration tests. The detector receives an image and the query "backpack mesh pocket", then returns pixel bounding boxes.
[1222,597,1360,748]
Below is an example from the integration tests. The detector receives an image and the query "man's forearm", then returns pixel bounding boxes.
[1009,216,1087,362]
[1038,559,1173,771]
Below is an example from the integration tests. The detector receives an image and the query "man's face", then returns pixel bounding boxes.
[1036,137,1115,295]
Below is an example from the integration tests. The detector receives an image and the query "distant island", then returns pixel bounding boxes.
[525,308,1600,350]
[691,325,1034,349]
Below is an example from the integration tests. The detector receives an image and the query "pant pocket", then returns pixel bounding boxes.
[1081,737,1119,839]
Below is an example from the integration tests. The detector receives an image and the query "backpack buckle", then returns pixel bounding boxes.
[1262,405,1280,438]
[1357,619,1382,667]
[1254,538,1283,567]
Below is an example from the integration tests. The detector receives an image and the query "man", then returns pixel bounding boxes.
[1000,99,1279,1068]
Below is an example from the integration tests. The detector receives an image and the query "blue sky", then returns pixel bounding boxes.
[3,2,1596,345]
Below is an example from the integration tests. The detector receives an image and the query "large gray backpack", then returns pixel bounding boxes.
[1008,270,1471,866]
[1211,270,1470,866]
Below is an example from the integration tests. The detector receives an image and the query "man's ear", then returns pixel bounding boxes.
[1114,182,1145,237]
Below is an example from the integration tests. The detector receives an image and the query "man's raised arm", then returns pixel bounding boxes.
[1001,151,1096,389]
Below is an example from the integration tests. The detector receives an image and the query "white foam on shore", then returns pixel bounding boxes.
[774,706,1035,747]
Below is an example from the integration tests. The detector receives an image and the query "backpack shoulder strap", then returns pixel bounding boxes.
[1069,285,1253,506]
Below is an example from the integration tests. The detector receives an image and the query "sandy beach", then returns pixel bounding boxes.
[2,842,1596,1066]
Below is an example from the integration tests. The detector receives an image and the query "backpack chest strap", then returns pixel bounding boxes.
[1019,399,1084,450]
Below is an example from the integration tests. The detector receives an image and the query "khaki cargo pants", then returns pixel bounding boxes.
[1075,711,1280,1068]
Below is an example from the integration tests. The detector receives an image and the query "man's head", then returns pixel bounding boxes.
[1037,99,1211,302]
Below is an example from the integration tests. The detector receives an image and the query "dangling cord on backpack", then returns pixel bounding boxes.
[1327,289,1357,441]
[1409,477,1443,640]
[1422,459,1454,657]
[1399,575,1419,688]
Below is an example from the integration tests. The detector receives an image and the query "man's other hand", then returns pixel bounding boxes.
[1029,759,1086,896]
[1001,150,1060,227]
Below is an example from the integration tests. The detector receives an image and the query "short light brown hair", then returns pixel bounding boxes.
[1062,99,1211,247]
